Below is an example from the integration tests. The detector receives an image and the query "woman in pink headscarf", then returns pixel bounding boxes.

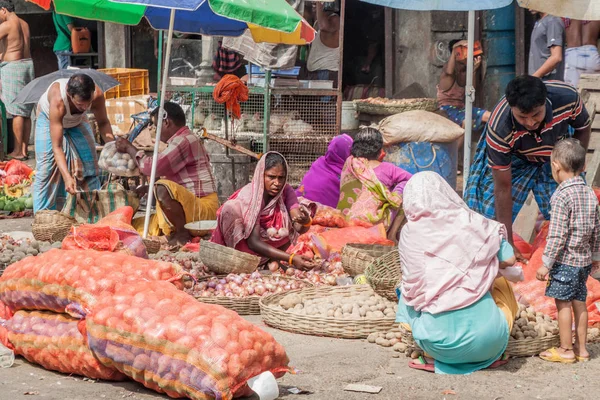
[396,171,519,374]
[212,152,317,269]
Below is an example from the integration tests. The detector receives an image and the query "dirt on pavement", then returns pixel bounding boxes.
[1,313,598,400]
[1,218,598,400]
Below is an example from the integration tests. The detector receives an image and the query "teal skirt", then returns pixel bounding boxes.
[396,292,509,375]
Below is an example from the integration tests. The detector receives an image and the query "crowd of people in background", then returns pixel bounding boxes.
[438,10,599,135]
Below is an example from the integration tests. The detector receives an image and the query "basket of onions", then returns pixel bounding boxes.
[188,271,313,315]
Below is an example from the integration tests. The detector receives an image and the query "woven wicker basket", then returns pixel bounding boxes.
[143,238,162,254]
[395,321,558,358]
[50,229,71,243]
[32,211,77,242]
[365,250,402,302]
[397,323,425,354]
[199,240,260,275]
[354,98,438,116]
[259,285,397,339]
[195,275,313,315]
[505,335,560,357]
[341,243,395,277]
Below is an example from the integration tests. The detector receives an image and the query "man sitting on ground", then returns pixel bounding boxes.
[116,102,219,245]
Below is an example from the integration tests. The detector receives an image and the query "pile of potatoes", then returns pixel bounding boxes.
[277,292,397,319]
[98,142,139,177]
[512,304,559,340]
[367,327,424,359]
[0,236,61,270]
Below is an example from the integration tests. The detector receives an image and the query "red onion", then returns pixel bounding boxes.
[254,284,266,296]
[286,268,295,276]
[246,287,255,295]
[219,278,227,285]
[268,261,279,272]
[250,271,262,279]
[207,281,217,288]
[325,275,337,285]
[215,283,225,291]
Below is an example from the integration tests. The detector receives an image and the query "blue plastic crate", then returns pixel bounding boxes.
[246,64,300,77]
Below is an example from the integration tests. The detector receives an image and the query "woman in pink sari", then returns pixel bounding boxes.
[212,152,316,269]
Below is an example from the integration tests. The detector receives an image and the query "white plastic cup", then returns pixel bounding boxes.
[247,371,279,400]
[0,343,15,368]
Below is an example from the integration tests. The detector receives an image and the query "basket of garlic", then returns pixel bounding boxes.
[505,304,560,357]
[98,141,140,177]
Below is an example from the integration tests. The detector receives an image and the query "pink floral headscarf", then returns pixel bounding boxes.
[212,152,296,249]
[399,171,506,314]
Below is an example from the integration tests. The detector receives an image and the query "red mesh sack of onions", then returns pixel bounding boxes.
[0,300,12,320]
[2,310,126,381]
[0,249,187,318]
[85,280,291,400]
[189,271,310,298]
[312,205,347,228]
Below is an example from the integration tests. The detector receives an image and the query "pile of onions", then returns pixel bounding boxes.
[273,260,346,286]
[152,251,212,283]
[188,272,311,298]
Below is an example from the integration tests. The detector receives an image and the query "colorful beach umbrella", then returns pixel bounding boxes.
[28,0,315,45]
[27,0,315,237]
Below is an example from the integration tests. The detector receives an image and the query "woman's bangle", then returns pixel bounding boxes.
[288,253,296,266]
[302,217,312,228]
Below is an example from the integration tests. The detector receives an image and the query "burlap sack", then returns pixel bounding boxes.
[378,110,464,145]
[132,125,168,153]
[62,183,139,224]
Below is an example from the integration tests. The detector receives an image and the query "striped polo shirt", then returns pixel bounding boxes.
[486,81,591,171]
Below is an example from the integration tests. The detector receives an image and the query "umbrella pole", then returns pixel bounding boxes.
[263,69,271,153]
[143,9,176,239]
[157,30,163,95]
[463,10,475,192]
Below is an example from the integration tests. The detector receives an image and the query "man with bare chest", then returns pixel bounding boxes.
[306,2,340,87]
[0,0,34,161]
[563,18,600,87]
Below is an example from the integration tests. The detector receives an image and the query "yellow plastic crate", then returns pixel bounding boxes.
[99,68,149,99]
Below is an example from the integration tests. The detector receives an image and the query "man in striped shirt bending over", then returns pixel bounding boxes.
[465,75,591,260]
